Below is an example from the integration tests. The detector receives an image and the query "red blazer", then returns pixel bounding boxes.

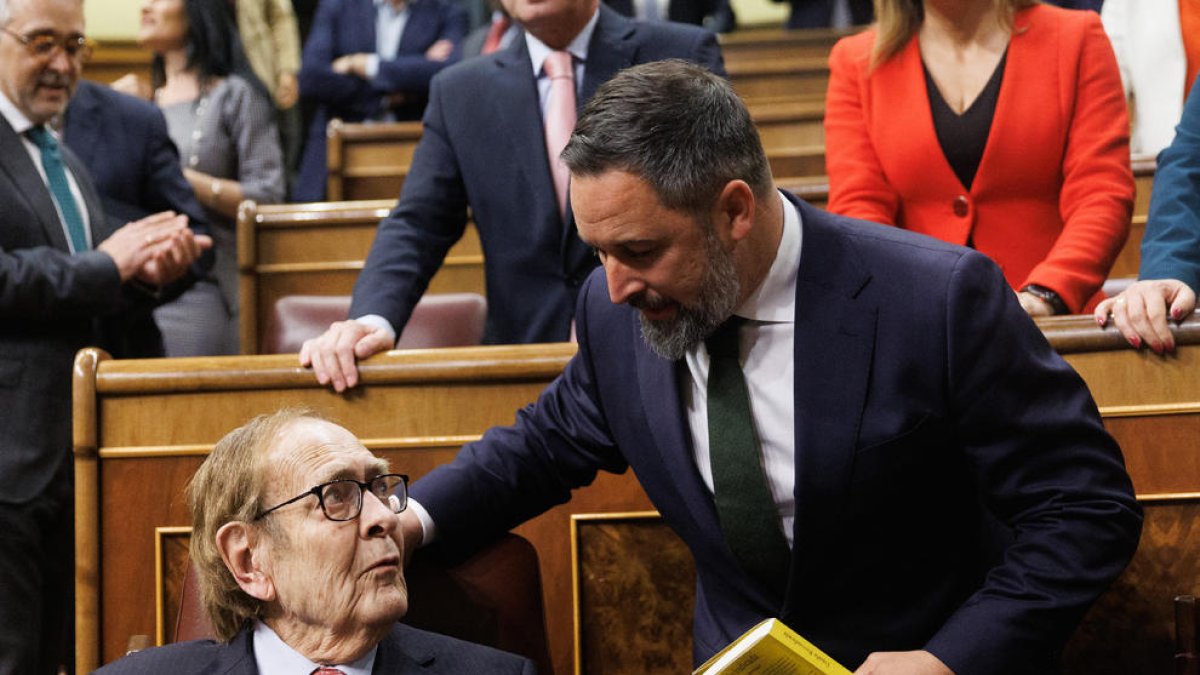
[825,4,1133,313]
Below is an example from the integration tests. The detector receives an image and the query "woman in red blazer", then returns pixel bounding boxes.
[825,0,1133,315]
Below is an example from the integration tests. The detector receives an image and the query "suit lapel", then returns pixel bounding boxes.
[561,7,639,268]
[374,624,434,673]
[63,82,102,171]
[491,39,560,227]
[579,6,637,107]
[784,198,876,611]
[633,321,723,537]
[0,115,71,250]
[355,0,378,54]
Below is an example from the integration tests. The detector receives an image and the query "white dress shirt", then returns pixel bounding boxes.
[0,90,92,251]
[681,192,800,546]
[253,620,377,675]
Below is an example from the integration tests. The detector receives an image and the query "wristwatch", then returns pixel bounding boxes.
[1020,284,1069,315]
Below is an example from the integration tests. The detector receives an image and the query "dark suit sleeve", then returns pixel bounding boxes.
[299,0,379,113]
[687,26,725,78]
[409,275,627,540]
[923,250,1142,674]
[371,1,469,93]
[0,248,123,320]
[1138,73,1200,292]
[347,69,470,331]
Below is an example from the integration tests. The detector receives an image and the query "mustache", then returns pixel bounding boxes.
[629,291,672,312]
[36,73,72,88]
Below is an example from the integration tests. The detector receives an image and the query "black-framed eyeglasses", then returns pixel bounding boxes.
[0,27,94,63]
[254,473,408,522]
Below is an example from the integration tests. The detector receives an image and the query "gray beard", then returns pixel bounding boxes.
[638,229,740,360]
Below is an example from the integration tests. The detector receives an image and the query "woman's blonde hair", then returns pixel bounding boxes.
[872,0,1038,67]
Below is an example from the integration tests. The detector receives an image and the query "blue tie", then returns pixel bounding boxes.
[26,125,89,252]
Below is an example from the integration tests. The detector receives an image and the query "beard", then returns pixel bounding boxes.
[635,227,740,360]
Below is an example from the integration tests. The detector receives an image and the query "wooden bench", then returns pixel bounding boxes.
[719,26,859,65]
[729,55,831,101]
[235,199,484,354]
[325,119,424,201]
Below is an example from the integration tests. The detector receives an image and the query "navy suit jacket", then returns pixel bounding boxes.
[0,114,171,504]
[349,6,724,343]
[64,80,213,302]
[91,623,535,674]
[64,80,207,230]
[411,195,1142,674]
[295,0,468,200]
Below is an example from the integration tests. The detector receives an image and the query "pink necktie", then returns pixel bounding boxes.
[542,50,576,220]
[481,15,510,54]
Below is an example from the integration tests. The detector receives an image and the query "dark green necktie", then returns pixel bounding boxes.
[27,125,89,253]
[707,317,791,595]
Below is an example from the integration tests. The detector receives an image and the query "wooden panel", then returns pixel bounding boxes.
[767,145,825,178]
[729,57,830,99]
[719,26,859,64]
[1133,155,1156,219]
[1062,499,1200,674]
[572,514,695,675]
[86,40,152,85]
[1110,215,1147,279]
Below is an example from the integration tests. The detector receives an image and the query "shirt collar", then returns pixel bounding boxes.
[253,620,378,675]
[524,7,599,77]
[733,190,800,323]
[0,89,37,136]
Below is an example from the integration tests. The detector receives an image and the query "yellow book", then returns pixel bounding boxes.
[693,618,854,675]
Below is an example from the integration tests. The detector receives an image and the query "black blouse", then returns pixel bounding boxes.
[924,50,1008,190]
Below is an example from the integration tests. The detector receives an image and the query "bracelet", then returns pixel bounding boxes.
[209,178,222,207]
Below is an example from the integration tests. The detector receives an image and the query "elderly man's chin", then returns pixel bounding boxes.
[639,310,718,361]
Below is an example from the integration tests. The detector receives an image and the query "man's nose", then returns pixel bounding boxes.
[46,47,76,74]
[360,489,399,537]
[604,259,644,306]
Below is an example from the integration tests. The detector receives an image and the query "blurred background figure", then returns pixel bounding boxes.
[115,0,285,355]
[293,0,468,201]
[825,0,1133,317]
[774,0,871,30]
[1101,0,1198,157]
[1095,75,1200,354]
[232,0,304,189]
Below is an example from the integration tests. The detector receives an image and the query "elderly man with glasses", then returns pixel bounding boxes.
[95,409,534,674]
[0,0,210,673]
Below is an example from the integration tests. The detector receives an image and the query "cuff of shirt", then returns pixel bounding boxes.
[353,314,398,346]
[406,497,436,547]
[364,54,380,79]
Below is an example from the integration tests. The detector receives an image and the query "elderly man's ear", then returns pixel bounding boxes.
[216,521,277,602]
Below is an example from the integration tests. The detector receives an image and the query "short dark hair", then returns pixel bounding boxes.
[561,59,772,218]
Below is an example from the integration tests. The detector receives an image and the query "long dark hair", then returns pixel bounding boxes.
[151,0,269,97]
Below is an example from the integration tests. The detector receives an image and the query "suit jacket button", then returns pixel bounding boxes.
[952,195,969,217]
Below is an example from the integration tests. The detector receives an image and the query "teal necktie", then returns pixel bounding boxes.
[707,317,791,595]
[26,125,89,253]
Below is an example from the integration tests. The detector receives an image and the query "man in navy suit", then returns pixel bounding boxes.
[0,1,210,672]
[395,61,1143,674]
[64,79,207,230]
[94,410,534,674]
[295,0,468,201]
[300,0,724,389]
